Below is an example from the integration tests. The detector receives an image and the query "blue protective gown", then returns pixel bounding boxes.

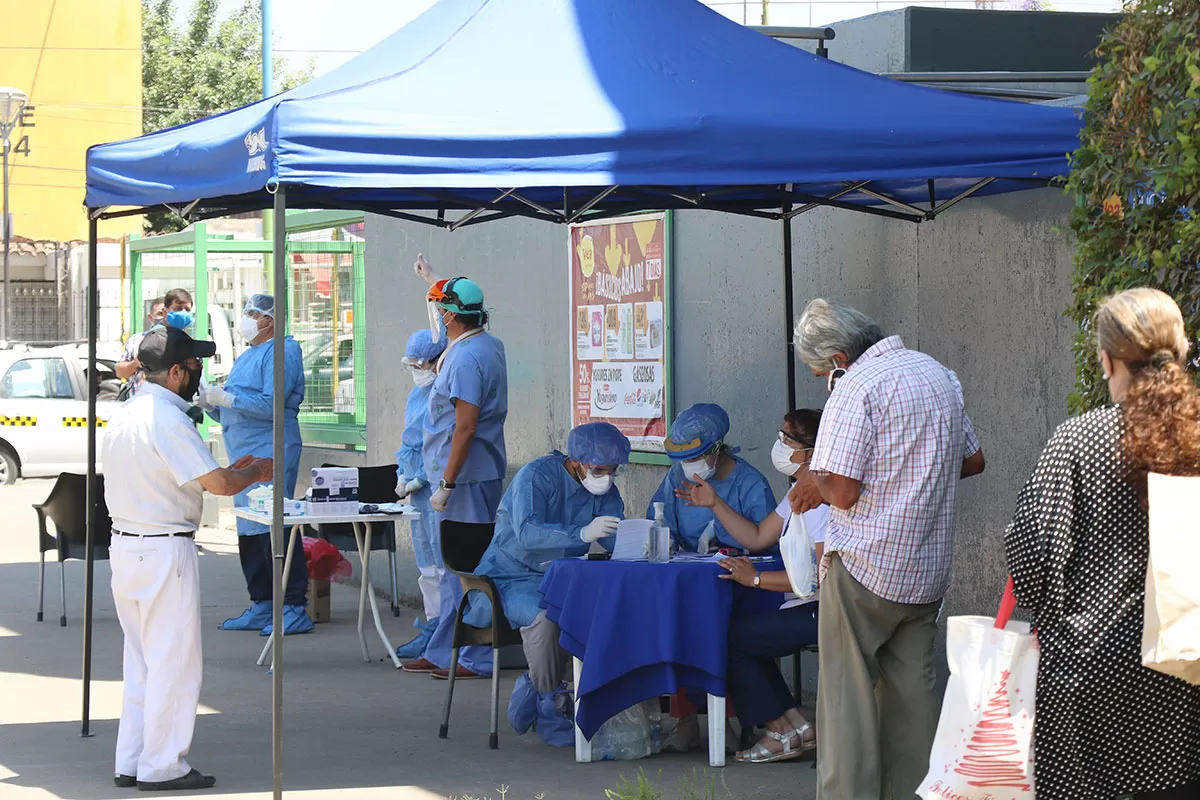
[464,451,624,629]
[209,337,305,535]
[646,457,775,552]
[395,381,442,572]
[423,329,509,674]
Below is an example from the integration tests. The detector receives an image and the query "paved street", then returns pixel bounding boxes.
[0,479,814,799]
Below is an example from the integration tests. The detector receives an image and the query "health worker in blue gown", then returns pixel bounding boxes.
[401,273,508,681]
[392,329,448,660]
[648,403,775,554]
[205,294,312,636]
[462,422,630,746]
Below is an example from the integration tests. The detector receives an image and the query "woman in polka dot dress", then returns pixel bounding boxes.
[1005,288,1200,800]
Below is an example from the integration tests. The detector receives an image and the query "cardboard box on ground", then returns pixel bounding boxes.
[306,579,331,623]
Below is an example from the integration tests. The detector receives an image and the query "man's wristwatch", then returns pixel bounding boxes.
[752,572,761,588]
[439,479,457,490]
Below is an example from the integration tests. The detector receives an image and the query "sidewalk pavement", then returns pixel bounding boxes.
[0,479,814,799]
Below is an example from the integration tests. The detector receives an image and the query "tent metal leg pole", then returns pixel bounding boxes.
[270,186,287,800]
[782,207,796,412]
[82,213,99,738]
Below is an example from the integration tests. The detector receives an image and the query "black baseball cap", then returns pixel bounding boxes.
[138,327,216,371]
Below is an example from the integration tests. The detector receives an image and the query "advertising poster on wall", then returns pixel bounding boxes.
[568,212,671,457]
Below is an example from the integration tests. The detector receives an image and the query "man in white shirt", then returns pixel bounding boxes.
[103,327,272,792]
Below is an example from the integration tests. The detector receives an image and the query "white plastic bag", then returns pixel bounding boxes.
[1143,473,1200,685]
[780,510,817,599]
[918,578,1037,800]
[592,702,653,761]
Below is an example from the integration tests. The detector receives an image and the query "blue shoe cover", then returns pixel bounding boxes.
[508,672,538,735]
[534,684,575,748]
[395,617,439,660]
[220,601,272,631]
[260,605,315,636]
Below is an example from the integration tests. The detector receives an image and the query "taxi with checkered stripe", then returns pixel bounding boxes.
[0,346,119,484]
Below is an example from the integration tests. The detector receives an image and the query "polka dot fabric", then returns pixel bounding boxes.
[1005,405,1200,800]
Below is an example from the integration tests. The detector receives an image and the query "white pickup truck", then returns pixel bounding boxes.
[0,345,122,484]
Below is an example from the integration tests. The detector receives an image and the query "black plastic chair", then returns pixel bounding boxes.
[438,520,522,750]
[34,473,112,626]
[315,464,402,614]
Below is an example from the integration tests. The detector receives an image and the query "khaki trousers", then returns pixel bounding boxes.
[817,554,941,800]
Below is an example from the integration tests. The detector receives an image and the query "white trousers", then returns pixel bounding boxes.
[417,565,444,620]
[110,534,202,783]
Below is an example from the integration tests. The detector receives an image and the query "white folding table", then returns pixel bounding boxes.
[232,507,420,669]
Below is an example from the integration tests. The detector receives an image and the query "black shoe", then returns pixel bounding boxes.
[137,769,216,791]
[114,775,137,789]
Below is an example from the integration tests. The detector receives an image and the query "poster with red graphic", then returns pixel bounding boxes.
[569,212,671,456]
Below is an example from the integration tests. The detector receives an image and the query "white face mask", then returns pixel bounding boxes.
[681,457,716,483]
[826,366,847,393]
[581,471,614,496]
[411,367,436,388]
[238,315,262,342]
[771,438,802,476]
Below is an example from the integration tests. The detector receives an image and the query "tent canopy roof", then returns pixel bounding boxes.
[85,0,1082,224]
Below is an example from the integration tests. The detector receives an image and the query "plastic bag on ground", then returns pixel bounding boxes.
[303,536,351,582]
[593,701,653,761]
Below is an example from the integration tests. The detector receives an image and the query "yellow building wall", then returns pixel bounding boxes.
[1,0,142,241]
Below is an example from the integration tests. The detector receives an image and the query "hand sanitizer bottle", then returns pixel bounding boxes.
[649,502,670,564]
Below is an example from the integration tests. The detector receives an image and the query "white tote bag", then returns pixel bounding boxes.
[780,509,817,599]
[1142,473,1200,685]
[918,579,1037,800]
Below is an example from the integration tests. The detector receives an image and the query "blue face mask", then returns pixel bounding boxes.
[166,310,195,330]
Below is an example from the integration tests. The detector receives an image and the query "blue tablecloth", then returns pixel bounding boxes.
[538,559,782,739]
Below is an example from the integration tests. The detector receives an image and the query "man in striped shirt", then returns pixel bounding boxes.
[791,299,986,800]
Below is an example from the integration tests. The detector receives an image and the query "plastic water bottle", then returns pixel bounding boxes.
[649,502,670,563]
[645,698,663,755]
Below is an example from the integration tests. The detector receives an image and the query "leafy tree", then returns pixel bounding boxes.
[1065,0,1200,412]
[141,0,313,231]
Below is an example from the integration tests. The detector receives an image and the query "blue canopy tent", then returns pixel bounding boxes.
[80,0,1082,794]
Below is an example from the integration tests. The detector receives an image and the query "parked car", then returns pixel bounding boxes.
[0,346,119,484]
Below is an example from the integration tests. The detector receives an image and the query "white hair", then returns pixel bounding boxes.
[794,298,884,371]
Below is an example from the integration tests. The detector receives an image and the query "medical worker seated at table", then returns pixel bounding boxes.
[679,409,826,763]
[392,328,448,660]
[648,403,775,554]
[202,294,313,636]
[462,421,630,747]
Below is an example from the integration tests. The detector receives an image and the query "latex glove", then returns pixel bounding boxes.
[395,474,411,498]
[430,485,452,512]
[414,253,438,285]
[404,478,424,496]
[205,384,236,409]
[696,521,717,555]
[581,515,620,543]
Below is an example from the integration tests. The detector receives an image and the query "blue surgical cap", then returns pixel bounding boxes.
[404,329,447,362]
[567,422,631,467]
[245,293,275,318]
[663,403,730,461]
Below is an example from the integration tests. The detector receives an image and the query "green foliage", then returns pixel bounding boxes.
[605,768,731,800]
[1065,0,1200,412]
[141,0,313,232]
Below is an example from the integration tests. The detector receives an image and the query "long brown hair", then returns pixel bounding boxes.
[1095,288,1200,501]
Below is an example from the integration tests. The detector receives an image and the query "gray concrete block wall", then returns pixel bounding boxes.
[363,186,1076,638]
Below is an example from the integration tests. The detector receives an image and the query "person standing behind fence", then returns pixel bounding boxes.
[103,327,273,791]
[401,264,508,682]
[116,288,193,398]
[1006,288,1200,800]
[203,294,312,637]
[790,298,985,800]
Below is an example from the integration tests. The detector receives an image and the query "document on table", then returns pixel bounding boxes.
[611,519,654,561]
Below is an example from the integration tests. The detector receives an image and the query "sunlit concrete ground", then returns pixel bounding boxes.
[0,478,814,799]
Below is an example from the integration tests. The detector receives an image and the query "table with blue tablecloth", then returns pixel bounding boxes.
[538,558,782,767]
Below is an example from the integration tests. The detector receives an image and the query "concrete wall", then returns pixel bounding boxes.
[363,187,1076,630]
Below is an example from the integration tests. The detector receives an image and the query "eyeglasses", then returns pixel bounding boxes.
[778,430,814,454]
